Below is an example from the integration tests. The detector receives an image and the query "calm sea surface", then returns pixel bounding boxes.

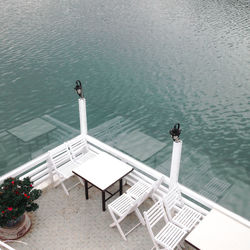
[0,0,249,219]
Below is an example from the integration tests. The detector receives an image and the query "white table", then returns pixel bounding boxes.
[72,152,133,211]
[185,209,250,250]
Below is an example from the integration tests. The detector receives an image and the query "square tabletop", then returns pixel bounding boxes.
[73,152,133,191]
[185,209,250,250]
[8,118,56,142]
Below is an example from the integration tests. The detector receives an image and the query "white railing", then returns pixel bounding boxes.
[0,153,51,189]
[86,135,250,228]
[0,134,249,228]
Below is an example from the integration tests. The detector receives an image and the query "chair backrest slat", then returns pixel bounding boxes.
[136,189,151,207]
[68,135,88,159]
[144,200,166,228]
[152,176,164,193]
[144,195,187,250]
[163,185,184,223]
[53,154,70,166]
[164,185,183,210]
[164,189,178,210]
[49,143,72,169]
[144,200,169,249]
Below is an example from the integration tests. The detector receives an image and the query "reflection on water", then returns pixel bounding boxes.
[0,115,79,172]
[0,0,249,219]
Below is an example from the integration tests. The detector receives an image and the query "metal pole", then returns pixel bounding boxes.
[78,98,87,136]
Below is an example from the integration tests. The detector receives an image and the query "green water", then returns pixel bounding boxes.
[0,0,249,219]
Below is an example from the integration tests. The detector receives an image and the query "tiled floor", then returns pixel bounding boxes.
[9,178,155,250]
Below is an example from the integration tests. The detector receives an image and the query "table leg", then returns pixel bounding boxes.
[102,191,105,211]
[119,179,123,195]
[84,180,89,200]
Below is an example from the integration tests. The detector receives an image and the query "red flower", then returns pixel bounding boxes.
[7,207,13,211]
[24,193,27,197]
[27,196,30,199]
[2,211,4,214]
[11,181,14,185]
[30,184,32,187]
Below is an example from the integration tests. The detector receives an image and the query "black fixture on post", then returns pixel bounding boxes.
[169,123,181,142]
[74,80,84,98]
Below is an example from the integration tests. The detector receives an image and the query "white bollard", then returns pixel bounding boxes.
[78,98,88,136]
[169,140,182,188]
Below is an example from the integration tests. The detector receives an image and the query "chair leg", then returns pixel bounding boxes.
[116,224,127,241]
[61,182,69,196]
[109,221,116,228]
[180,240,185,249]
[135,208,145,226]
[108,209,127,241]
[151,194,157,203]
[177,244,183,250]
[77,176,85,187]
[110,215,126,227]
[151,243,159,250]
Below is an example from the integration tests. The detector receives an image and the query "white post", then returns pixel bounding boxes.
[78,98,87,136]
[169,140,182,188]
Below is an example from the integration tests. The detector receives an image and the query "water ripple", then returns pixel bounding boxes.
[0,0,249,218]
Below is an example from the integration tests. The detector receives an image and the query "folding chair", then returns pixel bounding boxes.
[143,200,186,250]
[108,193,148,241]
[126,176,165,202]
[48,143,82,196]
[163,185,203,232]
[67,134,98,164]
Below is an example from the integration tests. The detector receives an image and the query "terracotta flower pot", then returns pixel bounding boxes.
[0,212,31,240]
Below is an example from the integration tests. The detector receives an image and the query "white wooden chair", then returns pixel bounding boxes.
[126,176,165,202]
[163,185,203,232]
[48,143,82,196]
[143,200,187,250]
[108,192,148,241]
[67,134,98,164]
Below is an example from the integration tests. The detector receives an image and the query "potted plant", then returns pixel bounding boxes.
[0,177,42,239]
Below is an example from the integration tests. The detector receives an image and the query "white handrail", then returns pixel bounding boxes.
[0,134,249,228]
[0,153,48,183]
[86,135,250,228]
